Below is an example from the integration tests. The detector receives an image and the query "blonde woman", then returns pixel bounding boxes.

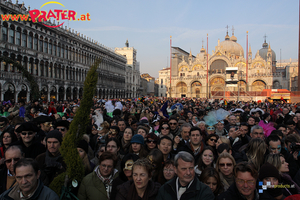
[245,138,266,171]
[216,152,236,191]
[216,136,231,150]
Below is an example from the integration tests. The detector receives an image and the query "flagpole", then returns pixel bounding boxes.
[246,31,248,86]
[170,36,172,98]
[207,34,209,98]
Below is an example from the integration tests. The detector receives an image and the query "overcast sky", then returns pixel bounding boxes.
[23,0,298,78]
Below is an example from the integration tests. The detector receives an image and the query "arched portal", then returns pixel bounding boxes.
[50,86,57,101]
[210,77,225,92]
[66,87,71,100]
[73,87,77,100]
[191,81,202,98]
[4,84,15,101]
[79,88,83,99]
[59,87,64,101]
[176,82,187,98]
[252,80,266,91]
[41,86,48,101]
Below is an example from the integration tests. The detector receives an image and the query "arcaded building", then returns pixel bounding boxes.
[0,0,127,101]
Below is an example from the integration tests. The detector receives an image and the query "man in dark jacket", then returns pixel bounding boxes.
[156,151,214,200]
[13,122,46,159]
[0,158,59,200]
[35,130,66,186]
[217,162,259,200]
[177,127,204,163]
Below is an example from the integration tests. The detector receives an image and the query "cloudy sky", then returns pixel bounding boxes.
[23,0,298,78]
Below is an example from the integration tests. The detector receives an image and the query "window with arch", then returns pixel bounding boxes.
[21,30,27,47]
[28,33,33,49]
[9,26,15,44]
[65,47,68,59]
[16,28,21,45]
[2,23,8,41]
[44,39,48,53]
[34,35,38,50]
[61,45,64,58]
[53,43,56,56]
[39,37,43,52]
[49,40,52,54]
[57,43,61,57]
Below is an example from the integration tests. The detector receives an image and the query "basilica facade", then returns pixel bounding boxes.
[159,31,295,100]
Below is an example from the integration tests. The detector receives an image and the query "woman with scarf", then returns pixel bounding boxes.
[116,158,160,200]
[78,152,119,200]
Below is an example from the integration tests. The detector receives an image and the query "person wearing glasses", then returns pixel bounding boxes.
[216,152,236,191]
[217,161,258,200]
[168,116,180,137]
[0,145,23,194]
[205,134,219,151]
[14,122,46,159]
[78,152,118,200]
[54,120,69,137]
[35,130,66,186]
[145,133,159,152]
[158,123,173,140]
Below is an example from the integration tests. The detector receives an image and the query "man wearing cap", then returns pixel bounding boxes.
[258,163,283,199]
[35,115,53,134]
[35,130,66,186]
[13,122,46,159]
[55,120,70,137]
[0,145,23,194]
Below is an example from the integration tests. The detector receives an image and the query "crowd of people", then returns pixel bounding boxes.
[0,97,300,200]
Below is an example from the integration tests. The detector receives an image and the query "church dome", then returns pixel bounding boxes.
[200,47,206,53]
[230,35,237,42]
[259,41,276,62]
[220,34,244,57]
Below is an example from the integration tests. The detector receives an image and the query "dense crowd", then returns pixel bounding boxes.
[0,97,300,200]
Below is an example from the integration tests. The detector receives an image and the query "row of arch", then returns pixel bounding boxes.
[0,82,127,101]
[0,52,125,85]
[175,78,271,97]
